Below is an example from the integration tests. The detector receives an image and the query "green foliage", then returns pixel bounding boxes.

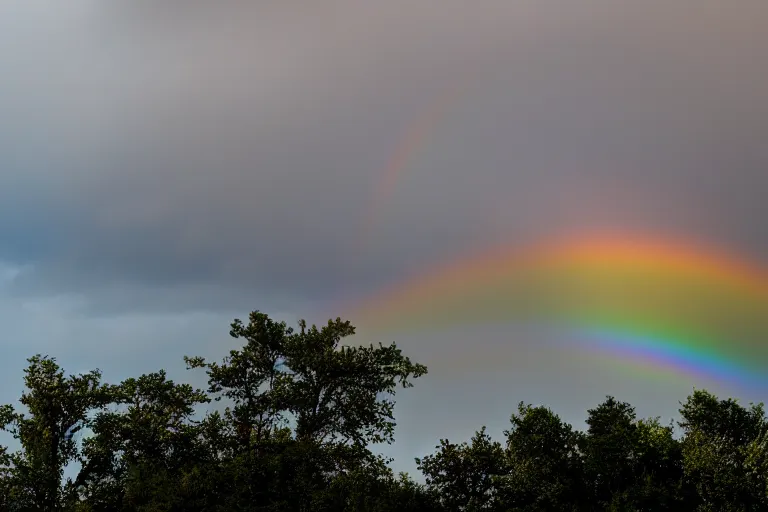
[0,355,114,511]
[678,390,768,511]
[582,396,639,508]
[497,403,585,511]
[633,416,694,510]
[1,311,767,511]
[417,426,506,511]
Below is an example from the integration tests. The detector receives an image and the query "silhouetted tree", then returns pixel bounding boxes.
[417,426,506,511]
[1,311,767,511]
[497,403,585,511]
[679,390,768,511]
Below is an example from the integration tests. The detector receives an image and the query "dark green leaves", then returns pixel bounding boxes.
[1,311,766,511]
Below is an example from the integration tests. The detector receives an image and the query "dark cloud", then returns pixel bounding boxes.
[1,1,767,316]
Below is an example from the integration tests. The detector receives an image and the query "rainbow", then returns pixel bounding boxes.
[343,233,768,390]
[359,83,469,250]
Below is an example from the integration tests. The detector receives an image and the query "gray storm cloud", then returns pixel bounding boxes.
[1,0,767,315]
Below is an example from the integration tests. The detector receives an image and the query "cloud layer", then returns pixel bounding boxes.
[2,1,767,317]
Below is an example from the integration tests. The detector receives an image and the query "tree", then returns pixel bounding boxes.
[183,311,428,510]
[630,417,690,510]
[496,403,585,511]
[581,396,640,509]
[678,389,768,511]
[0,435,13,509]
[0,355,116,511]
[319,466,444,512]
[417,426,507,511]
[283,317,427,447]
[743,428,768,505]
[74,370,210,510]
[5,308,768,511]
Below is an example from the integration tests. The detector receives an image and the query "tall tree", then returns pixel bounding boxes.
[282,317,427,447]
[184,311,428,510]
[496,403,585,511]
[417,426,507,511]
[582,396,640,509]
[0,433,13,509]
[74,370,210,510]
[631,417,690,510]
[0,355,113,511]
[679,390,768,511]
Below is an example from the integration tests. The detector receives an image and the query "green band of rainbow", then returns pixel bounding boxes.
[340,234,768,389]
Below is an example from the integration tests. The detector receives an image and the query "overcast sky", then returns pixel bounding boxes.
[1,1,767,477]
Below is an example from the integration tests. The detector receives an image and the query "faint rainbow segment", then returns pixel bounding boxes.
[359,82,470,253]
[340,233,768,391]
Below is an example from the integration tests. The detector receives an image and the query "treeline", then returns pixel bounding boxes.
[0,311,767,511]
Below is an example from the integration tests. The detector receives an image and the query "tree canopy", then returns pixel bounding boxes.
[1,310,766,511]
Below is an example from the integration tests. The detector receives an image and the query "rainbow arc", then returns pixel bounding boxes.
[342,233,768,390]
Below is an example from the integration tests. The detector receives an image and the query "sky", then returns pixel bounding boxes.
[1,0,768,478]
